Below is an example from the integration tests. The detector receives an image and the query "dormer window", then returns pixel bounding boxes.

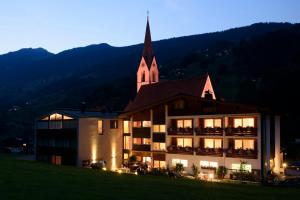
[141,71,146,82]
[152,72,156,82]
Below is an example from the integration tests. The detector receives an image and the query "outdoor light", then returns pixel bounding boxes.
[22,143,27,147]
[118,169,122,174]
[134,171,138,175]
[102,167,107,171]
[209,173,214,179]
[283,163,287,168]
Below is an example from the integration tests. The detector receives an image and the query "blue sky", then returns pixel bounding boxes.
[0,0,299,54]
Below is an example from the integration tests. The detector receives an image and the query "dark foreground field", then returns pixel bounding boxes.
[0,154,299,200]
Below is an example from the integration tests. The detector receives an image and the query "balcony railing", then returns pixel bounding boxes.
[132,144,151,151]
[226,148,257,159]
[167,128,194,135]
[195,147,223,157]
[167,145,194,155]
[225,127,257,136]
[195,127,223,136]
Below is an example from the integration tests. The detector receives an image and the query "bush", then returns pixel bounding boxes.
[175,163,184,173]
[129,155,137,163]
[191,164,200,178]
[216,166,228,179]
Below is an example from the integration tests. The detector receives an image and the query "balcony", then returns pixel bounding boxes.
[195,127,223,136]
[167,145,194,155]
[167,128,194,136]
[132,144,151,151]
[226,148,257,159]
[225,127,257,136]
[195,147,223,157]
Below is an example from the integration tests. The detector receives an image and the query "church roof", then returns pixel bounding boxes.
[142,17,154,69]
[124,75,209,113]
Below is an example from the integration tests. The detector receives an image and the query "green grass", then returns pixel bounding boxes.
[0,154,299,200]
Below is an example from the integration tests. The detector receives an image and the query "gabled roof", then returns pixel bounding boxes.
[142,17,154,69]
[124,75,209,113]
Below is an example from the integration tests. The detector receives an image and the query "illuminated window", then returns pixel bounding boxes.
[133,138,142,145]
[110,120,118,129]
[172,159,188,167]
[153,143,166,151]
[49,113,62,121]
[232,163,252,172]
[143,156,151,163]
[234,118,255,128]
[143,138,151,145]
[41,116,49,121]
[63,115,73,120]
[133,121,142,128]
[123,121,130,133]
[177,119,192,128]
[142,121,151,127]
[204,139,222,148]
[200,161,218,168]
[153,125,166,133]
[154,160,166,168]
[123,136,130,149]
[177,138,192,147]
[98,120,103,134]
[204,119,222,128]
[123,153,129,160]
[234,139,254,150]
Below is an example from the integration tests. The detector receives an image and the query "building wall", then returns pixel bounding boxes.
[77,118,122,170]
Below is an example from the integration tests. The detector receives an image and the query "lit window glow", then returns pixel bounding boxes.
[177,138,192,147]
[123,121,130,133]
[234,118,255,128]
[153,142,166,151]
[232,163,252,172]
[177,119,192,128]
[234,139,255,150]
[204,139,222,148]
[172,159,188,167]
[153,124,166,133]
[200,161,218,168]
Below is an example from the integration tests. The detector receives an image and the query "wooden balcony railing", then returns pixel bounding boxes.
[195,127,223,136]
[225,127,257,136]
[167,145,194,155]
[195,147,223,157]
[226,148,257,159]
[167,128,194,135]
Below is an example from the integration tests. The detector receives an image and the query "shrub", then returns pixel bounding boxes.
[216,166,228,179]
[191,164,200,178]
[129,155,137,163]
[175,163,184,173]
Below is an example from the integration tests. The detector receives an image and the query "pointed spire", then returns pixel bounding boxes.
[142,12,154,68]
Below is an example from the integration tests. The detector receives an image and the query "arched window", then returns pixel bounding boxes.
[152,72,156,82]
[141,71,146,82]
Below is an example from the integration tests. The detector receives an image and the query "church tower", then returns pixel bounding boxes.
[136,15,159,92]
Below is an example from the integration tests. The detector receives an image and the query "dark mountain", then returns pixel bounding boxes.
[0,22,299,149]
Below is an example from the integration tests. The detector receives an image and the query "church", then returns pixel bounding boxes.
[35,16,282,179]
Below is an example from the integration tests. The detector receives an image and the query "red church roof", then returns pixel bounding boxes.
[125,75,209,113]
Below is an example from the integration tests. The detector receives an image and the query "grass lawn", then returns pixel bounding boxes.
[0,154,299,200]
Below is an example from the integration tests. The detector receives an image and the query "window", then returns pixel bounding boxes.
[176,119,192,128]
[123,121,130,133]
[133,138,150,145]
[133,121,142,128]
[133,138,142,145]
[123,153,129,160]
[142,121,151,127]
[98,120,103,134]
[232,163,252,172]
[141,71,145,82]
[234,118,255,128]
[234,139,255,150]
[133,121,150,128]
[63,115,73,120]
[110,120,118,129]
[172,159,188,167]
[51,155,62,165]
[143,157,151,163]
[177,138,193,147]
[200,161,218,168]
[152,72,156,82]
[49,113,62,121]
[153,142,166,151]
[153,125,166,133]
[204,139,222,148]
[154,160,166,168]
[123,136,130,149]
[204,119,222,128]
[143,138,151,145]
[41,116,49,121]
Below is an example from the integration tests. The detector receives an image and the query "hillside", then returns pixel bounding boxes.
[0,22,299,148]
